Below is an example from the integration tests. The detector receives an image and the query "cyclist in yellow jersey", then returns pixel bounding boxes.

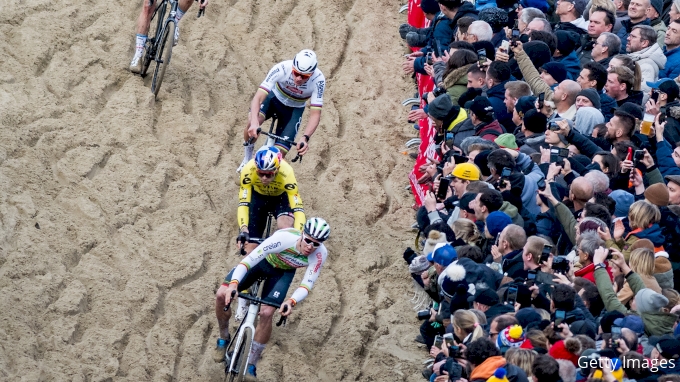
[237,146,305,255]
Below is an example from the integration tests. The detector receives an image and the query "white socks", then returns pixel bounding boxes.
[134,34,147,57]
[249,341,266,366]
[175,8,185,22]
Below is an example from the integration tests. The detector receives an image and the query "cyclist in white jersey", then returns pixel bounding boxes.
[236,49,326,172]
[212,218,331,379]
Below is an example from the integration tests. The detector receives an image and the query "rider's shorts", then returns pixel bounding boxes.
[247,191,294,237]
[258,92,304,153]
[226,259,296,306]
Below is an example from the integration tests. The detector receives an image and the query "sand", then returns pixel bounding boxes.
[0,0,429,380]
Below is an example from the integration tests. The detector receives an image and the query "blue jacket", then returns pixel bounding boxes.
[616,18,651,53]
[656,139,680,177]
[414,12,455,75]
[516,152,544,216]
[660,46,680,79]
[555,51,581,80]
[487,81,515,132]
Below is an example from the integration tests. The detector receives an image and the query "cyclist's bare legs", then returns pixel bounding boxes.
[215,286,233,339]
[276,215,294,229]
[253,305,276,344]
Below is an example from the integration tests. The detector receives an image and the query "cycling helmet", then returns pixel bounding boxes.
[293,49,318,74]
[304,217,330,242]
[254,146,282,171]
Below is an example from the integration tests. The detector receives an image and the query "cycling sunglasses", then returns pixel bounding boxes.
[292,68,312,80]
[302,235,321,247]
[256,170,277,179]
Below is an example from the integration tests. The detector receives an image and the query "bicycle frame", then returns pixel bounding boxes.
[250,117,303,163]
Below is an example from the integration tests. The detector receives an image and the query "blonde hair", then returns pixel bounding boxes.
[525,329,550,350]
[452,218,481,245]
[452,310,485,341]
[662,289,680,312]
[629,248,655,276]
[505,348,537,378]
[590,0,616,15]
[469,309,488,325]
[535,308,551,321]
[628,200,661,230]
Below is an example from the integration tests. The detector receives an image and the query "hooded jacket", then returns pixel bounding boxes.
[660,46,680,79]
[457,257,501,291]
[616,18,651,53]
[475,119,505,141]
[414,12,455,75]
[606,224,666,260]
[574,107,605,136]
[443,64,474,106]
[470,357,530,382]
[651,18,667,49]
[594,268,676,336]
[555,51,581,80]
[628,43,667,96]
[500,201,524,227]
[486,81,515,132]
[616,90,645,106]
[536,206,572,257]
[515,152,544,216]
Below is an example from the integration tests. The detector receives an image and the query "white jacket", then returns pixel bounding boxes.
[629,43,667,100]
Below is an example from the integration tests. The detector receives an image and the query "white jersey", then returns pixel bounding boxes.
[259,60,325,109]
[231,228,327,304]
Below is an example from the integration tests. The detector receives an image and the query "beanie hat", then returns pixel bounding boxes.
[420,0,441,14]
[572,0,588,17]
[630,238,655,251]
[600,311,625,333]
[523,109,548,134]
[409,255,431,273]
[440,263,467,298]
[515,96,537,118]
[609,190,635,217]
[650,0,663,16]
[523,41,552,70]
[423,230,448,257]
[616,102,644,121]
[486,211,512,238]
[519,0,549,13]
[479,8,509,33]
[495,133,519,150]
[578,88,601,110]
[469,96,495,121]
[555,30,578,56]
[487,368,510,382]
[428,94,454,120]
[497,325,526,349]
[516,308,542,329]
[474,150,493,177]
[549,338,582,365]
[645,183,670,207]
[541,62,568,84]
[570,320,597,340]
[635,288,669,313]
[427,242,458,266]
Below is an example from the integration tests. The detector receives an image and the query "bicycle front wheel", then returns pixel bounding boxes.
[151,20,175,97]
[141,1,167,76]
[227,327,254,382]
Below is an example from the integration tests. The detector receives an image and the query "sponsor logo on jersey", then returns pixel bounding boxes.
[285,85,304,95]
[243,176,251,185]
[265,67,280,82]
[242,189,248,199]
[313,253,323,273]
[316,81,325,98]
[263,241,281,252]
[273,291,280,298]
[284,183,296,190]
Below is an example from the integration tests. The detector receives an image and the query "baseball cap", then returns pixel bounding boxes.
[451,163,482,181]
[469,96,494,120]
[515,96,537,117]
[647,78,680,101]
[666,175,680,186]
[426,243,457,266]
[649,335,680,360]
[613,316,644,335]
[467,288,500,306]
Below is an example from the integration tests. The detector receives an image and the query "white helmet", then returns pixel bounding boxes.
[304,217,330,242]
[293,49,318,74]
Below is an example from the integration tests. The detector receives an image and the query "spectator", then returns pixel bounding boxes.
[505,348,537,379]
[671,0,680,24]
[426,93,469,139]
[452,218,483,246]
[540,62,568,88]
[504,81,533,129]
[578,7,616,66]
[616,247,662,305]
[529,30,557,55]
[553,80,582,120]
[484,211,513,241]
[604,200,665,258]
[468,289,514,321]
[574,107,605,136]
[591,32,622,67]
[432,49,478,106]
[606,67,644,105]
[553,30,581,80]
[452,310,485,345]
[403,0,458,75]
[666,175,680,205]
[577,62,618,120]
[617,0,652,52]
[479,8,509,48]
[485,61,515,131]
[648,337,680,375]
[455,16,477,42]
[518,7,548,34]
[573,231,612,282]
[648,0,667,48]
[466,20,494,43]
[646,78,680,144]
[513,235,547,279]
[575,88,601,110]
[487,148,545,216]
[472,188,504,224]
[466,338,530,382]
[468,96,505,140]
[661,20,680,79]
[626,25,667,96]
[512,96,538,131]
[531,354,561,382]
[519,109,548,153]
[492,223,527,264]
[655,121,680,178]
[554,0,589,37]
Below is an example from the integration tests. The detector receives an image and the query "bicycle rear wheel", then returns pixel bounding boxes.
[226,327,254,382]
[141,1,167,76]
[151,19,175,97]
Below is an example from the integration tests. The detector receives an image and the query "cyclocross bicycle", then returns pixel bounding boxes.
[246,116,304,163]
[140,0,205,97]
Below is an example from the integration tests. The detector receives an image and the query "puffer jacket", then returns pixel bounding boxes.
[651,18,667,49]
[654,254,674,289]
[660,46,680,79]
[450,118,476,149]
[628,43,667,97]
[443,64,474,106]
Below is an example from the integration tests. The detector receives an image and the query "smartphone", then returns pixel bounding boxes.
[633,150,644,169]
[602,333,612,348]
[501,167,512,178]
[500,40,510,53]
[437,177,451,201]
[452,154,468,164]
[443,333,454,348]
[555,310,566,326]
[626,147,633,162]
[537,178,546,191]
[541,244,553,264]
[652,90,660,103]
[526,271,537,287]
[511,20,520,46]
[506,287,518,306]
[432,39,442,58]
[538,92,545,109]
[495,232,501,246]
[434,335,444,348]
[612,326,622,342]
[477,49,487,66]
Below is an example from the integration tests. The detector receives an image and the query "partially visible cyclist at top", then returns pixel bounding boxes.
[236,49,326,172]
[129,0,208,73]
[213,218,331,380]
[237,146,305,255]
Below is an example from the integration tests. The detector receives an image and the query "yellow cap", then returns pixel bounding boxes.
[451,163,481,181]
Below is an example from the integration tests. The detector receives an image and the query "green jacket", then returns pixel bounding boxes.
[652,19,667,50]
[554,202,577,246]
[645,167,664,185]
[443,64,474,107]
[594,268,676,336]
[515,49,553,101]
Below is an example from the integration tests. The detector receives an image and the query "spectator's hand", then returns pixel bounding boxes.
[610,249,627,271]
[424,191,438,212]
[561,158,572,175]
[495,50,510,62]
[504,26,512,39]
[655,113,666,142]
[442,49,451,63]
[408,108,428,122]
[538,178,558,205]
[613,219,625,240]
[498,179,512,192]
[402,57,416,74]
[409,51,425,58]
[592,126,600,138]
[540,147,551,164]
[515,301,521,312]
[434,373,449,382]
[630,168,643,189]
[429,345,443,358]
[594,246,609,264]
[557,322,573,338]
[646,98,661,116]
[556,119,571,135]
[502,147,520,159]
[553,273,572,285]
[424,63,434,77]
[424,162,439,179]
[597,226,612,242]
[431,50,444,63]
[616,338,630,353]
[510,40,524,55]
[600,357,618,382]
[641,148,655,168]
[529,284,539,299]
[547,163,562,181]
[491,244,503,262]
[478,58,492,71]
[429,308,437,322]
[620,159,633,173]
[422,270,430,284]
[443,160,456,176]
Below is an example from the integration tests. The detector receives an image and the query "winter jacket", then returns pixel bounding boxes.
[443,64,474,107]
[663,101,680,144]
[457,257,501,291]
[616,90,645,106]
[574,262,614,284]
[616,18,651,53]
[651,18,667,49]
[519,133,546,154]
[487,81,515,132]
[554,202,579,245]
[629,43,667,97]
[658,206,680,264]
[555,306,588,325]
[554,18,588,36]
[660,46,680,79]
[414,12,455,75]
[475,119,505,141]
[654,254,675,289]
[536,207,572,257]
[469,356,530,382]
[617,273,661,305]
[577,37,595,68]
[555,51,582,80]
[509,152,545,217]
[606,224,666,261]
[574,107,604,136]
[594,268,676,336]
[515,48,553,100]
[500,201,524,227]
[450,118,476,149]
[484,303,516,322]
[656,139,680,177]
[502,249,527,280]
[449,2,479,34]
[600,91,617,122]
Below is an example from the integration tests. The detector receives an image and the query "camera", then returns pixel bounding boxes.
[433,86,447,98]
[552,256,570,275]
[550,146,569,166]
[549,122,561,131]
[417,309,431,320]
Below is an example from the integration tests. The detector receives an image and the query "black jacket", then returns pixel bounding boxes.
[616,91,644,106]
[502,249,527,280]
[484,303,515,322]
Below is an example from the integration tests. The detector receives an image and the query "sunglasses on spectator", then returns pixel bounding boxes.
[292,68,312,80]
[302,235,321,247]
[257,171,277,179]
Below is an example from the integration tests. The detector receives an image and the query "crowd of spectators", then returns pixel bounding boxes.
[399,0,680,380]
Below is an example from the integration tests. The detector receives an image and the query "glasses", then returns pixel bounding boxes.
[292,68,312,80]
[257,171,277,179]
[302,235,321,247]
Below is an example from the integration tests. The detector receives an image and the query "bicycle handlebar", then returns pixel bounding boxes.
[253,128,304,163]
[238,292,289,327]
[238,236,265,256]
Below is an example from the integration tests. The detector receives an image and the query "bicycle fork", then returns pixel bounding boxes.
[227,303,259,374]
